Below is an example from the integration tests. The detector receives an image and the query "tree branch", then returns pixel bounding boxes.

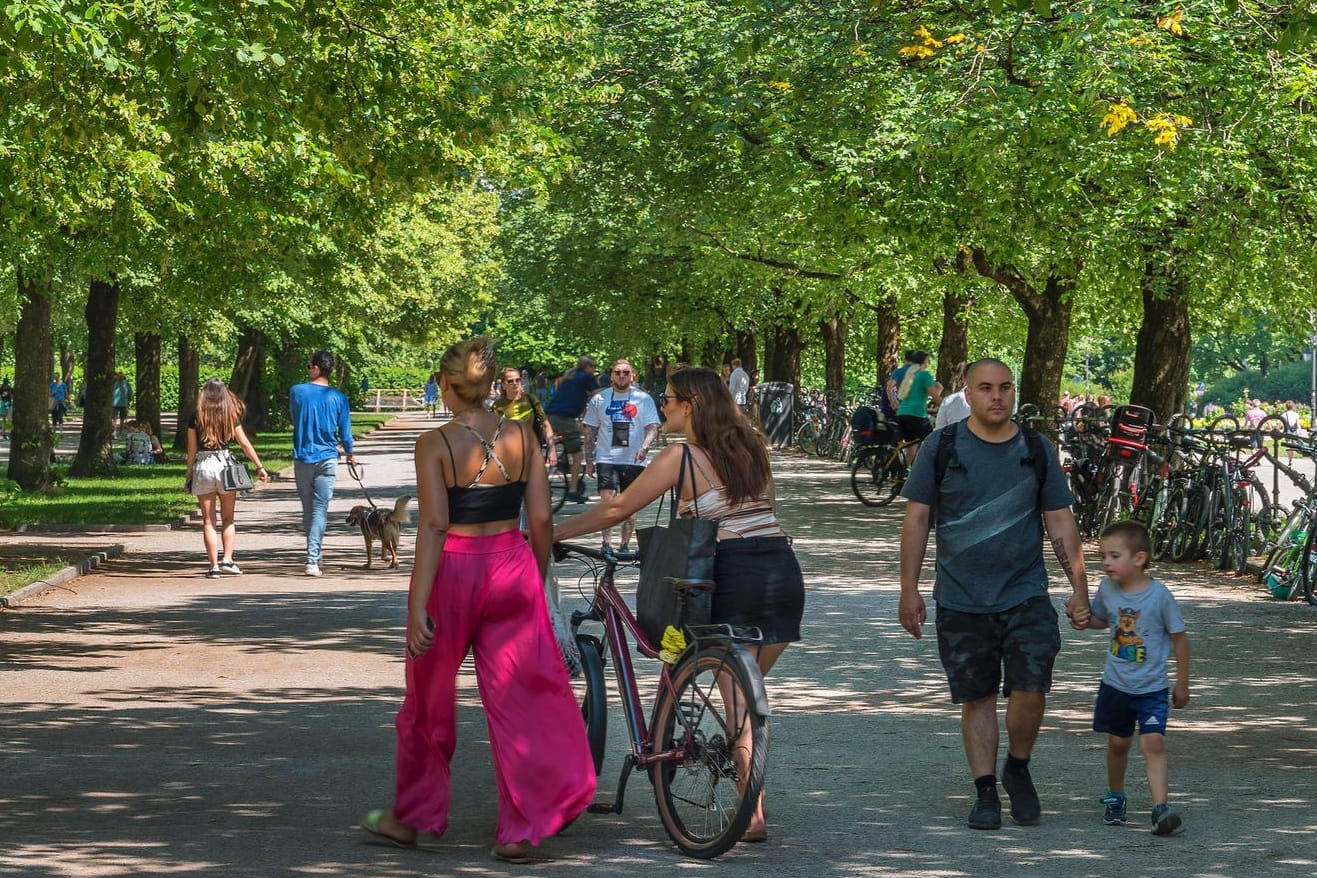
[692,229,866,280]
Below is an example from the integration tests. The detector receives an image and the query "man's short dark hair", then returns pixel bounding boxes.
[965,358,1011,384]
[310,350,335,377]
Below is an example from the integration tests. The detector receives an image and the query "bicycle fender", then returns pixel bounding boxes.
[731,643,773,719]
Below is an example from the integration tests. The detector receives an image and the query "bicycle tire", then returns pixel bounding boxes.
[550,459,569,513]
[1227,498,1250,576]
[574,635,607,775]
[1170,485,1208,562]
[850,445,903,507]
[1302,526,1317,605]
[650,646,766,859]
[1208,414,1241,433]
[795,421,821,456]
[1149,483,1184,560]
[1255,415,1288,442]
[1258,504,1309,584]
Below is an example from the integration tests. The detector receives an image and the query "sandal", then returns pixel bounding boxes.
[490,841,532,864]
[359,808,416,849]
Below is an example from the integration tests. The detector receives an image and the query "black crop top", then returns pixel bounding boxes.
[439,419,527,524]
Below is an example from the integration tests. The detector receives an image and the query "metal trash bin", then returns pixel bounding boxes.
[757,381,794,448]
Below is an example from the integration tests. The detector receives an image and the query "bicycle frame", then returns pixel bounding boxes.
[569,549,769,815]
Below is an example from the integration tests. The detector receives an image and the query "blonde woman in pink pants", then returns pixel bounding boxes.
[361,336,595,863]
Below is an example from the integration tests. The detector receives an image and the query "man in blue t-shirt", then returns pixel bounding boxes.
[290,350,355,577]
[545,355,598,503]
[897,358,1092,832]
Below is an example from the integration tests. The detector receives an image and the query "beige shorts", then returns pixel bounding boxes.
[191,452,231,496]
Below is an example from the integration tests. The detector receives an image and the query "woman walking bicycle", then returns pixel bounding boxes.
[360,336,594,862]
[184,379,268,578]
[554,365,805,843]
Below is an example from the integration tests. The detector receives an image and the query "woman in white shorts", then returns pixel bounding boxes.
[186,379,269,578]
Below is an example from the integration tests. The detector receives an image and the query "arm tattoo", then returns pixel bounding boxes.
[1050,536,1075,581]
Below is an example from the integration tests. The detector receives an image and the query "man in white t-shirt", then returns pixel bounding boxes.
[935,365,970,429]
[583,359,661,550]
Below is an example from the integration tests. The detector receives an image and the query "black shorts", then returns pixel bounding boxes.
[595,462,644,493]
[935,596,1060,704]
[549,414,582,454]
[897,415,932,442]
[711,536,804,644]
[114,406,128,420]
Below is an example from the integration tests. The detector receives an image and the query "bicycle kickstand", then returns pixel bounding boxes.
[587,754,636,815]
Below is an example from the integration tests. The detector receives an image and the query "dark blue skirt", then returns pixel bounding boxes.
[711,536,804,644]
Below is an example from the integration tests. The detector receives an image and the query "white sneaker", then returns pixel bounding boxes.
[304,563,322,577]
[219,560,242,575]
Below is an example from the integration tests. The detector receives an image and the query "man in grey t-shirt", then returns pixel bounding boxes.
[898,358,1091,831]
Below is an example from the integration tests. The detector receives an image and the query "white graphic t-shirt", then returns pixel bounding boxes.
[583,387,661,466]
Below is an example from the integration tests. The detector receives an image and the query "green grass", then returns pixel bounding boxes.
[0,414,396,527]
[0,560,73,598]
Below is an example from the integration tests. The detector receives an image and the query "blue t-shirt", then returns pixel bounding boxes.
[546,369,598,418]
[290,383,353,464]
[1092,578,1186,695]
[901,424,1073,613]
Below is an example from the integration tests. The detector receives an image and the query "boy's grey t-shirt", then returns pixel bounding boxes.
[901,423,1073,613]
[1092,578,1186,695]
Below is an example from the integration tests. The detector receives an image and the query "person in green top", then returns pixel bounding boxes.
[896,350,942,463]
[493,367,557,468]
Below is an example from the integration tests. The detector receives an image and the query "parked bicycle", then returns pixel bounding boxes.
[553,541,769,858]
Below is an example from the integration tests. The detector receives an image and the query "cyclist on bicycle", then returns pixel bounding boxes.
[896,350,942,462]
[555,366,804,844]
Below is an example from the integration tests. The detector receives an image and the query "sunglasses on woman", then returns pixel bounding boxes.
[657,393,691,407]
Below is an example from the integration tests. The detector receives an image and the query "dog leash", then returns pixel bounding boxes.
[346,460,380,512]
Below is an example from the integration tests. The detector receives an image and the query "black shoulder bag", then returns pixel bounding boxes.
[634,445,717,646]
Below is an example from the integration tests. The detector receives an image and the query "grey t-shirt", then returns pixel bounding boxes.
[901,423,1073,613]
[1092,578,1186,695]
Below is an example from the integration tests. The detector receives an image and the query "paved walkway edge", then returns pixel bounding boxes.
[1,544,126,608]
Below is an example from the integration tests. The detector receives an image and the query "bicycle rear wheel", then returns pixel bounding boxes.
[1302,527,1317,606]
[850,445,903,507]
[650,646,766,859]
[795,421,820,456]
[550,459,569,513]
[572,634,607,775]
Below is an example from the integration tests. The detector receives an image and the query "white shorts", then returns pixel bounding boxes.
[192,451,231,496]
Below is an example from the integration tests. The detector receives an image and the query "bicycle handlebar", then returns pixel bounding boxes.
[553,541,641,565]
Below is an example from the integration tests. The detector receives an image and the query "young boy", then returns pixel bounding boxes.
[1087,520,1191,836]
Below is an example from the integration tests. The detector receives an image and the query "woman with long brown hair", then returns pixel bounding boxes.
[554,365,805,843]
[185,378,268,578]
[360,337,595,862]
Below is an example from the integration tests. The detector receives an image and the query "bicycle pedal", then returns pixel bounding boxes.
[587,802,618,814]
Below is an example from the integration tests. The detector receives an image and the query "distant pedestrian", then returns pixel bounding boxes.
[359,336,594,860]
[0,376,12,437]
[581,358,660,551]
[112,372,133,429]
[934,365,970,430]
[185,379,269,578]
[899,358,1090,831]
[544,355,599,504]
[48,377,68,428]
[1282,400,1301,463]
[423,373,439,418]
[728,358,750,413]
[896,350,942,463]
[1083,521,1190,836]
[291,350,355,577]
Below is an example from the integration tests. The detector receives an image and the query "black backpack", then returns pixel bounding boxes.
[933,420,1050,508]
[850,405,881,446]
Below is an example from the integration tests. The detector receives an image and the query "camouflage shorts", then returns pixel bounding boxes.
[935,596,1061,704]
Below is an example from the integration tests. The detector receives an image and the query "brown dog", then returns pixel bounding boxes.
[346,495,412,569]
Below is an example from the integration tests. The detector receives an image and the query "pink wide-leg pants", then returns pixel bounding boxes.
[392,530,596,845]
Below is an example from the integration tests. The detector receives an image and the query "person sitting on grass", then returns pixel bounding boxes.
[1085,520,1191,836]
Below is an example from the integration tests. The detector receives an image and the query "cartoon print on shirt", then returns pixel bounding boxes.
[1111,607,1146,663]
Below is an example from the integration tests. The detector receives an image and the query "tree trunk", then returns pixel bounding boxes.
[70,279,120,476]
[873,291,901,388]
[1130,270,1192,422]
[60,344,75,387]
[174,333,199,450]
[819,310,847,401]
[769,323,803,389]
[230,325,269,429]
[936,289,970,391]
[7,268,55,490]
[134,331,162,438]
[969,249,1073,411]
[699,340,722,370]
[735,329,757,375]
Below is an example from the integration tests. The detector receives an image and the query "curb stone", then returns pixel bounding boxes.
[1,544,126,608]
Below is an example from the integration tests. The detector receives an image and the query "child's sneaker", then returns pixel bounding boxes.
[1101,792,1127,825]
[1151,803,1182,836]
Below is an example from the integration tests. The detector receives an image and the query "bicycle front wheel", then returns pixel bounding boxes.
[550,460,569,513]
[850,445,902,507]
[573,634,607,775]
[650,647,767,859]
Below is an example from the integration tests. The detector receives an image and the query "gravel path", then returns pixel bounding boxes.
[2,412,1315,877]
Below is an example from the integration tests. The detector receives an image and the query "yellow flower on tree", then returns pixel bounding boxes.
[1144,113,1192,149]
[768,80,792,92]
[1158,9,1187,38]
[944,34,967,45]
[1101,101,1138,136]
[915,25,944,48]
[899,44,935,59]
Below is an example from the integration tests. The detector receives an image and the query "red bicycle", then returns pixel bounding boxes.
[553,541,768,858]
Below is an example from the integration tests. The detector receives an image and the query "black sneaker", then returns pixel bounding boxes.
[1002,764,1041,825]
[1151,804,1182,836]
[967,792,1002,830]
[205,567,222,579]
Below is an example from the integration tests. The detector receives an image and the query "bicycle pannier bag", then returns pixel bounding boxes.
[635,445,716,646]
[221,453,255,493]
